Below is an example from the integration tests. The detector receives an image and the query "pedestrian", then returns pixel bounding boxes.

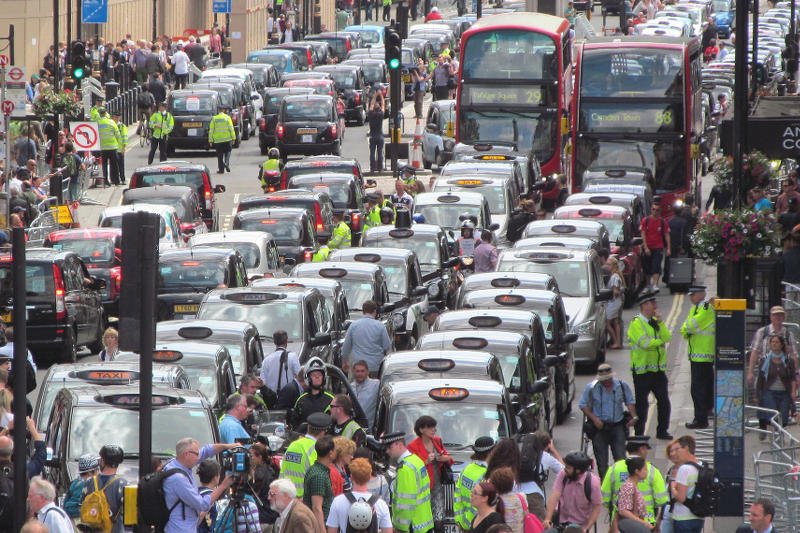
[171,42,190,89]
[488,467,525,533]
[268,478,317,533]
[280,412,332,498]
[97,107,122,186]
[640,201,670,290]
[747,305,798,387]
[383,431,434,533]
[219,393,255,443]
[350,360,380,425]
[276,368,307,411]
[162,438,237,533]
[79,444,127,533]
[246,442,278,529]
[390,179,414,212]
[304,435,335,533]
[542,452,603,533]
[63,453,99,519]
[601,436,668,533]
[432,56,451,101]
[422,305,440,330]
[237,373,269,415]
[341,301,391,375]
[367,92,385,173]
[210,27,223,56]
[755,334,796,432]
[507,200,537,243]
[517,431,563,520]
[736,498,776,533]
[469,480,506,533]
[148,72,168,105]
[330,436,356,495]
[326,457,393,533]
[680,285,715,429]
[777,176,800,216]
[454,437,496,530]
[615,457,653,533]
[292,358,335,428]
[668,436,703,533]
[408,416,454,532]
[148,101,174,164]
[132,40,151,84]
[281,21,300,43]
[579,363,636,478]
[111,111,127,184]
[474,230,498,273]
[185,35,208,69]
[209,104,236,174]
[382,0,392,21]
[260,330,301,401]
[627,290,672,439]
[197,459,221,533]
[27,477,73,533]
[605,257,625,349]
[411,58,429,119]
[330,394,367,447]
[660,440,683,533]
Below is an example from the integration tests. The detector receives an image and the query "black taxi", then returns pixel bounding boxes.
[286,173,366,241]
[378,350,503,387]
[260,87,316,153]
[232,207,319,264]
[312,64,368,125]
[360,224,458,309]
[275,94,342,158]
[455,272,559,307]
[417,330,553,433]
[33,362,190,432]
[43,386,217,495]
[116,342,237,414]
[329,248,429,350]
[279,155,364,190]
[522,219,611,250]
[166,89,220,153]
[197,287,335,364]
[156,320,265,380]
[156,248,249,321]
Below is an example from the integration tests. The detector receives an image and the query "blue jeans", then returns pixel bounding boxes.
[672,518,704,533]
[760,388,792,426]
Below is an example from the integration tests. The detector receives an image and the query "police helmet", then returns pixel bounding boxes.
[304,356,326,385]
[268,147,280,159]
[348,501,374,530]
[380,207,394,224]
[100,444,125,467]
[564,451,593,472]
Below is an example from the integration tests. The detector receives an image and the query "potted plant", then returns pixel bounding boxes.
[32,87,83,120]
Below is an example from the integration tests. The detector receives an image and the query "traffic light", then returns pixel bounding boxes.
[385,26,402,70]
[70,41,89,80]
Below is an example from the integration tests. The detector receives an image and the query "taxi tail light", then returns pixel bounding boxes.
[202,172,213,210]
[276,123,285,140]
[280,169,289,190]
[109,267,122,299]
[351,212,361,231]
[346,39,352,52]
[314,203,324,231]
[354,92,361,106]
[53,265,66,320]
[259,118,267,132]
[329,123,338,138]
[304,249,314,262]
[306,50,313,66]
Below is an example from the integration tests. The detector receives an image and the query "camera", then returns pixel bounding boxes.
[221,445,250,477]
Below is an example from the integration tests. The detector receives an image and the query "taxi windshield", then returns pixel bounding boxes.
[494,260,589,297]
[198,301,303,342]
[128,198,187,220]
[329,71,355,89]
[353,29,381,44]
[358,63,384,83]
[339,279,375,311]
[292,182,350,208]
[434,183,506,215]
[283,101,332,121]
[363,236,441,272]
[181,364,219,403]
[237,218,302,244]
[248,54,288,72]
[50,238,115,265]
[382,264,407,297]
[193,242,261,269]
[389,403,510,447]
[158,260,225,290]
[68,405,215,459]
[415,204,482,230]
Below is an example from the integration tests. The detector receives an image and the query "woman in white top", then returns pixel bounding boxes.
[99,327,119,362]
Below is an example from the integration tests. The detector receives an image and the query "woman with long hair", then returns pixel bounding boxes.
[605,256,626,349]
[408,415,454,532]
[756,334,797,431]
[485,438,520,481]
[246,442,278,529]
[330,437,355,495]
[488,467,525,533]
[469,480,506,533]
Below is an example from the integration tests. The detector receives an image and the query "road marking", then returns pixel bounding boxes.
[232,193,240,217]
[643,292,683,436]
[222,215,232,231]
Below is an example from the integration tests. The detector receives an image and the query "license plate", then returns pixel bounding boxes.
[302,135,313,143]
[442,524,458,533]
[297,128,318,134]
[187,128,199,136]
[183,122,202,128]
[0,312,9,323]
[174,304,199,313]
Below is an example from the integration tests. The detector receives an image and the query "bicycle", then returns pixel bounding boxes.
[138,109,152,147]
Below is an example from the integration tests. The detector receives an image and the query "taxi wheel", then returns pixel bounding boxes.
[555,382,568,424]
[243,123,250,141]
[61,327,78,363]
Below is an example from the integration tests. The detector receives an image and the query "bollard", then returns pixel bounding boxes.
[105,81,120,100]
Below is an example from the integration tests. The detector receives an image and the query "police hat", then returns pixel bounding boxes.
[626,435,651,448]
[381,432,406,446]
[307,412,332,429]
[687,285,707,294]
[423,304,440,317]
[636,288,658,305]
[471,436,496,453]
[365,193,379,203]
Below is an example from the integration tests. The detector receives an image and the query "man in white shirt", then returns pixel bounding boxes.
[28,476,73,533]
[349,360,380,426]
[171,42,190,89]
[326,457,393,533]
[669,435,703,533]
[260,329,301,396]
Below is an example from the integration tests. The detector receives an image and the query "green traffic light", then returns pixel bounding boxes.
[73,67,85,79]
[389,58,400,69]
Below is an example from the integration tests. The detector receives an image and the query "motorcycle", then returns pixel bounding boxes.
[533,175,568,211]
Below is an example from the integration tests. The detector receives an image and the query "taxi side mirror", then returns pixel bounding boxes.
[597,288,613,302]
[543,354,561,367]
[530,378,549,395]
[310,332,332,347]
[563,332,578,344]
[412,286,428,297]
[215,184,227,193]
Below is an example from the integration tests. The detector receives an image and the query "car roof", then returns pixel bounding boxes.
[62,385,209,408]
[282,94,335,104]
[203,67,253,77]
[329,247,415,263]
[382,350,496,371]
[462,287,561,305]
[43,362,185,382]
[436,309,541,326]
[190,230,272,246]
[419,329,527,347]
[150,340,229,358]
[514,236,597,249]
[498,248,593,263]
[123,185,194,201]
[415,191,486,206]
[384,378,506,404]
[133,161,207,172]
[12,247,70,262]
[47,228,122,241]
[204,286,316,303]
[252,277,343,292]
[101,203,177,217]
[293,261,382,277]
[435,175,509,188]
[460,271,557,290]
[266,87,317,95]
[170,89,218,98]
[363,224,444,238]
[314,64,360,73]
[235,207,308,220]
[284,155,356,167]
[554,204,630,218]
[249,49,295,56]
[289,173,355,184]
[160,247,235,261]
[157,319,259,337]
[524,219,607,233]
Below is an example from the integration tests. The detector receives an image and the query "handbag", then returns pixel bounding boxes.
[434,437,454,485]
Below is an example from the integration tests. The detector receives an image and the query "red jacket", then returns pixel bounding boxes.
[407,436,454,487]
[426,11,442,21]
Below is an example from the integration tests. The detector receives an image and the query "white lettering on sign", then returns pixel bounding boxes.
[782,126,800,151]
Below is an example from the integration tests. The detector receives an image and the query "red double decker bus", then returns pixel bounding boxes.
[571,36,704,210]
[456,13,573,179]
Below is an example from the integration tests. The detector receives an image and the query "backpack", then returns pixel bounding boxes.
[517,433,547,486]
[0,465,14,531]
[63,153,79,179]
[683,461,722,517]
[517,493,545,533]
[80,475,118,532]
[137,468,191,531]
[343,491,380,533]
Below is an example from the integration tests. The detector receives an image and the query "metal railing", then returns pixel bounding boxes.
[106,85,143,127]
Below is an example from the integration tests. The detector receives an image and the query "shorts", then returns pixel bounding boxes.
[644,248,664,275]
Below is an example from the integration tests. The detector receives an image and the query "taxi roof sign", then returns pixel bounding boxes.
[436,195,460,203]
[319,268,348,278]
[468,316,503,328]
[495,294,525,306]
[453,179,485,186]
[452,337,489,349]
[490,278,520,288]
[222,292,285,303]
[353,253,381,263]
[388,228,414,239]
[429,387,469,401]
[152,350,184,362]
[418,358,456,372]
[74,370,139,382]
[476,154,510,161]
[100,394,182,407]
[577,208,603,217]
[550,225,577,234]
[588,196,613,204]
[178,326,214,340]
[260,219,279,224]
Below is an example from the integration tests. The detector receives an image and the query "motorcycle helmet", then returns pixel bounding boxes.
[564,451,593,472]
[412,213,426,224]
[99,444,124,468]
[268,147,280,159]
[460,220,476,230]
[348,501,374,530]
[380,207,394,225]
[304,356,326,386]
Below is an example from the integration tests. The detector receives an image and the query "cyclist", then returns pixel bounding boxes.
[543,452,603,533]
[137,87,156,135]
[258,147,283,192]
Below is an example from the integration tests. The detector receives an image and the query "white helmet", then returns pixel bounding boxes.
[304,356,326,385]
[348,501,374,530]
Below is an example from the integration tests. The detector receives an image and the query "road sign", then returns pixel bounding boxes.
[4,66,27,118]
[82,0,108,24]
[0,56,8,68]
[70,122,100,151]
[1,101,14,116]
[7,67,23,82]
[213,0,232,13]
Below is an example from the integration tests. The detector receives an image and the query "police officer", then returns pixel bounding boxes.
[601,436,668,531]
[362,193,382,234]
[111,111,127,185]
[147,101,174,165]
[97,107,122,186]
[313,232,332,262]
[278,412,332,498]
[259,147,283,192]
[681,285,716,429]
[209,104,236,174]
[329,212,352,249]
[89,99,105,123]
[400,165,419,196]
[384,432,434,533]
[453,436,495,531]
[329,394,366,447]
[291,357,334,429]
[626,289,673,439]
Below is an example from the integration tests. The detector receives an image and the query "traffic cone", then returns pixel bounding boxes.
[411,118,424,169]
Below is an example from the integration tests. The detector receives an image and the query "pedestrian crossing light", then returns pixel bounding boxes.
[385,26,402,70]
[71,41,89,80]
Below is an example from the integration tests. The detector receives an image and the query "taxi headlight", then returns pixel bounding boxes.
[572,320,595,336]
[392,312,406,329]
[428,284,441,298]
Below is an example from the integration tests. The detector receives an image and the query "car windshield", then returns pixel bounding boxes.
[415,204,482,230]
[181,363,219,404]
[328,71,355,89]
[101,215,166,238]
[158,260,225,290]
[339,279,375,311]
[494,259,590,297]
[712,0,730,10]
[193,242,260,269]
[50,238,115,265]
[128,198,187,220]
[363,236,441,272]
[353,29,381,44]
[388,402,510,447]
[283,101,331,121]
[248,54,288,72]
[237,218,302,244]
[292,182,349,208]
[357,63,384,83]
[381,264,407,297]
[68,405,215,459]
[434,184,506,214]
[0,264,54,304]
[170,96,215,116]
[198,301,302,342]
[137,172,204,200]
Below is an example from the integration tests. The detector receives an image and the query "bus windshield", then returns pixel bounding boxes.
[458,109,556,160]
[580,48,683,98]
[463,29,557,81]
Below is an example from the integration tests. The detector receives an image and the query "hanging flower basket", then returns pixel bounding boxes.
[32,88,83,119]
[691,209,779,264]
